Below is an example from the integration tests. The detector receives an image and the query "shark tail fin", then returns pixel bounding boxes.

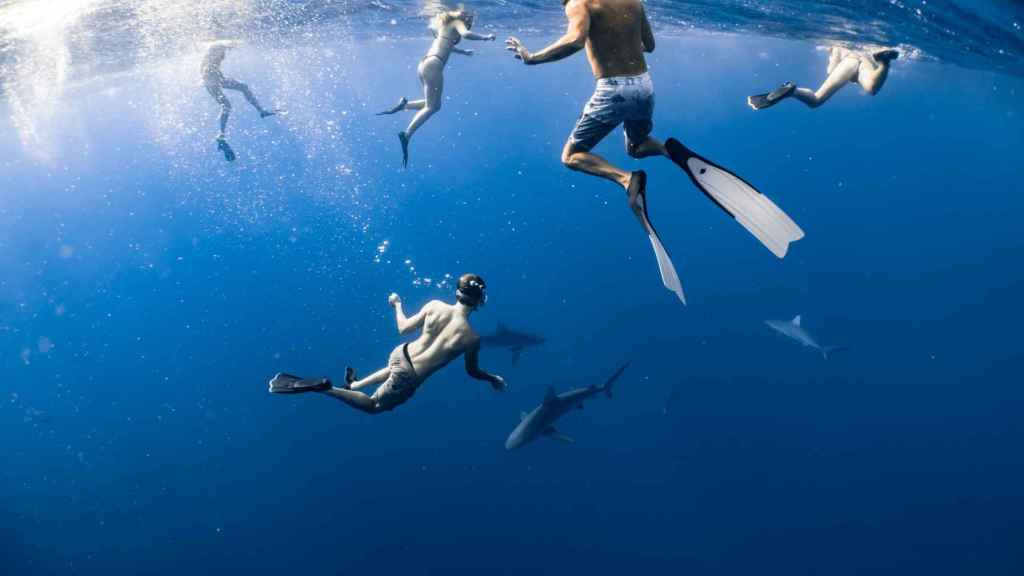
[601,361,631,398]
[822,345,849,360]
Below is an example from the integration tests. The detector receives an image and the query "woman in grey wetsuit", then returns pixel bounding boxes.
[377,7,495,167]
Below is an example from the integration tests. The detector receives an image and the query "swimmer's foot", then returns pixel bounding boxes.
[872,49,900,63]
[268,373,332,394]
[399,131,409,168]
[216,135,236,162]
[377,97,408,115]
[259,109,280,118]
[747,81,795,111]
[626,170,648,228]
[344,367,358,390]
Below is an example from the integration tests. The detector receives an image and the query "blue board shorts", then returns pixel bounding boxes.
[569,72,654,153]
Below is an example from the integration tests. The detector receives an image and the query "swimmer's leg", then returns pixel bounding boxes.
[348,366,390,391]
[322,387,382,414]
[222,78,276,118]
[791,56,860,108]
[856,50,898,95]
[403,59,444,140]
[626,136,668,160]
[208,86,232,137]
[561,139,632,190]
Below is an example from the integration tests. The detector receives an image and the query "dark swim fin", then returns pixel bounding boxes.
[268,372,332,394]
[747,81,795,111]
[872,49,899,63]
[628,171,686,304]
[398,131,409,168]
[216,136,236,162]
[376,97,408,115]
[666,138,804,258]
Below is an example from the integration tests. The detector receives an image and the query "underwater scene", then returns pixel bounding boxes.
[2,1,1022,573]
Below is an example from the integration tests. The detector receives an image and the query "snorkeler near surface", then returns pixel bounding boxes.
[201,41,280,162]
[506,0,802,305]
[376,5,495,168]
[269,274,506,414]
[748,46,899,110]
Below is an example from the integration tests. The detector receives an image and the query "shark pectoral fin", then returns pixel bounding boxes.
[543,426,575,444]
[511,346,524,365]
[576,402,584,411]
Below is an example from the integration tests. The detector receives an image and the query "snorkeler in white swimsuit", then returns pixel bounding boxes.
[376,6,495,168]
[748,46,899,111]
[201,41,279,161]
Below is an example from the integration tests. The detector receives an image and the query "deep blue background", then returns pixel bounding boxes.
[2,33,1022,574]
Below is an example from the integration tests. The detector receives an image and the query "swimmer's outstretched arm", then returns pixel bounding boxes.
[389,293,430,334]
[454,21,495,42]
[465,344,506,391]
[505,0,589,65]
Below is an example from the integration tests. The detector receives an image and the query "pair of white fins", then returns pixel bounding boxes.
[638,138,805,304]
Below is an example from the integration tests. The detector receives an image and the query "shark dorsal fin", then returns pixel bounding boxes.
[792,314,802,327]
[543,386,557,404]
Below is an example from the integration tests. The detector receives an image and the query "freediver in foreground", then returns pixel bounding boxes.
[505,0,803,304]
[269,274,506,414]
[201,41,279,162]
[376,5,496,168]
[748,46,899,110]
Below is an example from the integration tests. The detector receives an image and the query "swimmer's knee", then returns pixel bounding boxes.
[561,141,583,167]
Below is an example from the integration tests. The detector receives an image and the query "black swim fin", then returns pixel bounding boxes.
[216,136,236,162]
[628,171,686,304]
[747,81,795,110]
[268,372,332,394]
[398,131,409,168]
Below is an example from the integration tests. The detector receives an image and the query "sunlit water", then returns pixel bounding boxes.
[2,1,1023,574]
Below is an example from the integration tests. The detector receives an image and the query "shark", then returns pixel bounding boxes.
[504,362,630,451]
[765,314,848,359]
[480,323,545,364]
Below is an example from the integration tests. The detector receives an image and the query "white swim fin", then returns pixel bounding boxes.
[666,138,804,258]
[628,171,686,305]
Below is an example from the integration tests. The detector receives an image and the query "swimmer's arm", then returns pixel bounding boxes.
[507,0,589,65]
[465,344,506,391]
[454,21,495,41]
[391,295,431,335]
[641,6,655,53]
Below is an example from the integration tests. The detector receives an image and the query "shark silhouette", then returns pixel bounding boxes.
[480,323,545,364]
[765,314,848,359]
[505,362,629,450]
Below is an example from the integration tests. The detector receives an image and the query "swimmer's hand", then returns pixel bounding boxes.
[505,37,532,64]
[483,33,496,41]
[490,375,507,392]
[388,293,401,307]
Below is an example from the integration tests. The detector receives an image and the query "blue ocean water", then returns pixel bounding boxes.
[2,1,1023,574]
